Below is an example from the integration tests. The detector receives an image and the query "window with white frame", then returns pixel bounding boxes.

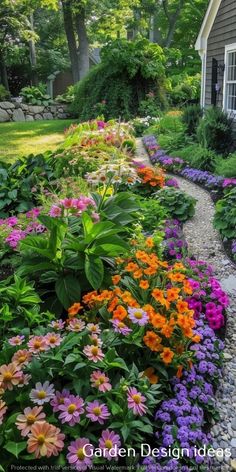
[224,46,236,113]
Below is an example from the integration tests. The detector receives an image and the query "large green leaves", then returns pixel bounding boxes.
[85,254,104,289]
[55,274,81,309]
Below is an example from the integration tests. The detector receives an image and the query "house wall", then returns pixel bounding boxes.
[205,0,236,108]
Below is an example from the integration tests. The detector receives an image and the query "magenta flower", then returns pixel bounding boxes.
[99,429,121,461]
[128,307,149,326]
[127,387,148,416]
[58,395,84,426]
[90,370,112,392]
[86,400,110,424]
[83,345,104,362]
[67,438,93,471]
[67,318,86,332]
[30,381,55,405]
[8,335,25,346]
[51,389,71,412]
[111,319,132,336]
[49,205,62,217]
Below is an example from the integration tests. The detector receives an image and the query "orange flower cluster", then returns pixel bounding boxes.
[137,166,165,188]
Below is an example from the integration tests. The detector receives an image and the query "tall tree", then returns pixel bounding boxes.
[62,0,80,82]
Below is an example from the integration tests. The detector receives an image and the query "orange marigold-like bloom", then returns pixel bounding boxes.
[125,262,139,272]
[183,280,193,295]
[192,334,201,343]
[107,296,119,313]
[133,269,143,279]
[113,305,127,321]
[143,331,163,352]
[145,238,154,248]
[168,272,186,283]
[161,323,174,339]
[144,266,157,276]
[152,288,164,302]
[68,302,83,317]
[143,367,159,384]
[150,313,166,329]
[139,280,149,290]
[112,275,121,285]
[166,288,180,302]
[160,347,174,365]
[176,300,189,313]
[176,365,184,379]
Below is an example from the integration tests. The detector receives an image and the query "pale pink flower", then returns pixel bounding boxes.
[67,318,86,332]
[12,350,32,367]
[49,319,65,330]
[8,335,25,346]
[83,345,104,363]
[0,362,22,390]
[90,370,112,392]
[127,387,148,416]
[87,323,101,335]
[27,336,50,354]
[18,373,31,387]
[44,332,62,348]
[27,421,65,458]
[16,406,46,436]
[30,381,55,405]
[0,400,7,425]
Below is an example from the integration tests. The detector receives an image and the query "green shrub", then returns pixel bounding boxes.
[158,132,191,153]
[71,38,167,120]
[0,84,10,101]
[197,107,234,155]
[20,83,53,106]
[155,188,196,222]
[139,198,167,232]
[215,153,236,177]
[214,188,236,238]
[182,104,203,136]
[55,85,75,103]
[169,73,201,106]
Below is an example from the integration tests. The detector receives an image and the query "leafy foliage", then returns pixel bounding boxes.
[214,188,236,238]
[182,104,203,136]
[197,107,234,156]
[155,188,196,222]
[71,39,167,120]
[0,84,10,100]
[20,83,53,106]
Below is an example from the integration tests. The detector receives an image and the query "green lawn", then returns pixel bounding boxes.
[0,119,76,162]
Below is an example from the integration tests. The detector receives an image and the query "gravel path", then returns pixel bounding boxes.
[136,138,236,472]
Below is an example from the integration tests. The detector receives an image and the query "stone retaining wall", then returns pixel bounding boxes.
[0,101,70,122]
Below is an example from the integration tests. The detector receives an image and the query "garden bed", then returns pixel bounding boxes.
[0,120,231,470]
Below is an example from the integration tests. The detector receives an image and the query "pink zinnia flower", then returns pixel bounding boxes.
[12,350,32,367]
[27,421,65,458]
[87,323,101,334]
[49,205,62,217]
[111,319,132,336]
[86,400,110,424]
[67,318,86,332]
[49,319,65,330]
[16,406,46,437]
[30,381,55,405]
[18,373,31,387]
[0,400,7,425]
[27,336,49,354]
[8,335,25,346]
[58,395,84,426]
[51,389,70,413]
[44,332,62,348]
[90,370,112,392]
[128,307,149,326]
[0,362,22,390]
[127,387,148,416]
[83,345,104,363]
[99,429,121,461]
[67,438,93,471]
[89,334,103,347]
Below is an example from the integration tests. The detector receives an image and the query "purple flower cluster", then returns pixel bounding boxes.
[143,135,236,192]
[163,220,187,260]
[232,240,236,260]
[165,178,179,188]
[143,319,224,471]
[0,208,44,249]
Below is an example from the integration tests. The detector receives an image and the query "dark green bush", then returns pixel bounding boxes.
[197,107,234,155]
[155,188,196,222]
[169,74,201,106]
[139,198,167,232]
[0,84,10,101]
[214,188,236,238]
[182,104,203,136]
[71,39,167,120]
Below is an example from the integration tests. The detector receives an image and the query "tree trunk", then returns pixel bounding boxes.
[0,50,9,90]
[163,0,185,47]
[29,13,38,85]
[75,7,89,80]
[62,0,79,83]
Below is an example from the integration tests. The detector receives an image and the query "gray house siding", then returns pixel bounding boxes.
[205,0,236,108]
